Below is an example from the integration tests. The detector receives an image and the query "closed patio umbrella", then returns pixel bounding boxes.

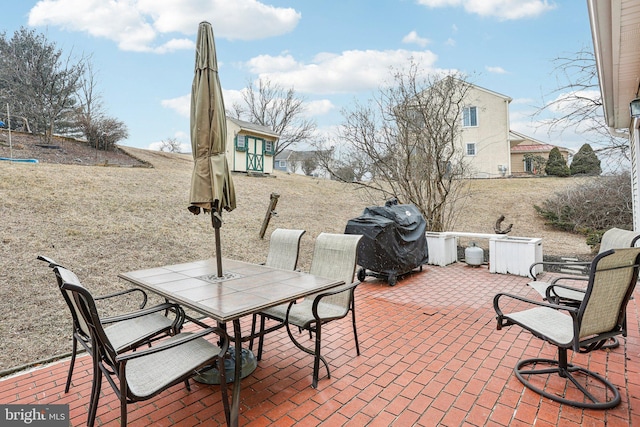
[189,21,236,277]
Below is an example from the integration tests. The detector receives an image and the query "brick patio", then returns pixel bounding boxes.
[2,262,639,426]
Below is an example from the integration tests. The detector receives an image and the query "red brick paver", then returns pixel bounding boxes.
[2,262,639,426]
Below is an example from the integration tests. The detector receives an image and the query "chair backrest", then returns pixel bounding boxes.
[39,256,93,343]
[578,247,640,341]
[308,233,362,308]
[599,228,640,253]
[265,229,306,271]
[56,266,119,368]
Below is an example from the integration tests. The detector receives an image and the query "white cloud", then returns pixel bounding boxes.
[28,0,301,52]
[485,65,507,74]
[305,100,335,117]
[510,97,535,105]
[402,31,430,47]
[416,0,556,20]
[161,89,245,118]
[245,49,439,94]
[161,94,190,117]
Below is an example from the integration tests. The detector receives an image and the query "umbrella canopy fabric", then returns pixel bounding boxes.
[189,21,236,216]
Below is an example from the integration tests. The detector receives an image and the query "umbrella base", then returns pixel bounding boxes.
[194,347,257,384]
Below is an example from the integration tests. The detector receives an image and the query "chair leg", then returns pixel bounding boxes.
[351,305,360,356]
[65,336,78,393]
[286,321,330,388]
[120,377,128,427]
[312,324,323,388]
[249,313,258,351]
[514,347,621,409]
[257,315,266,361]
[87,364,102,427]
[218,353,230,426]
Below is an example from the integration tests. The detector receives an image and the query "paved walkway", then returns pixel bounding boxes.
[2,262,639,426]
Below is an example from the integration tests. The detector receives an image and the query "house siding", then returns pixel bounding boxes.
[460,85,511,178]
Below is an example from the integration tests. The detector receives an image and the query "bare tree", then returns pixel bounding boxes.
[230,77,317,155]
[533,47,629,163]
[73,61,129,150]
[317,62,472,231]
[159,137,182,153]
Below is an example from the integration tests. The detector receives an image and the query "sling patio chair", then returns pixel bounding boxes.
[528,227,640,284]
[56,265,230,427]
[255,232,363,388]
[494,247,640,409]
[526,228,640,349]
[38,255,185,394]
[249,228,305,356]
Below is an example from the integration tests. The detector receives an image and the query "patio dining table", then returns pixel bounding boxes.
[119,257,344,427]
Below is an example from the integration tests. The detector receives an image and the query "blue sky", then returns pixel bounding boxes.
[1,1,594,154]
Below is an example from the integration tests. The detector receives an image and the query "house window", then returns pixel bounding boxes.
[463,106,478,127]
[466,143,476,156]
[524,158,534,173]
[235,135,246,151]
[264,140,275,155]
[278,160,287,168]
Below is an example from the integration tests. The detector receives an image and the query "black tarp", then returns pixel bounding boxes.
[345,200,428,284]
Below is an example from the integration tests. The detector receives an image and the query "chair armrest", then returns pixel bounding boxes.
[310,281,360,320]
[493,292,577,329]
[101,302,184,327]
[116,326,229,362]
[550,276,588,285]
[529,260,590,280]
[545,282,586,303]
[95,287,149,309]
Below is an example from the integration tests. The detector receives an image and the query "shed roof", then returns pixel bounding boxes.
[227,117,280,139]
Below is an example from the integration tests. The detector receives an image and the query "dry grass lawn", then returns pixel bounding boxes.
[0,146,591,373]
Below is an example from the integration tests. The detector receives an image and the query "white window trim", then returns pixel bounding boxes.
[462,106,478,128]
[466,142,476,156]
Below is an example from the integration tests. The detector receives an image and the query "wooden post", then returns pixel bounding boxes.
[259,193,280,239]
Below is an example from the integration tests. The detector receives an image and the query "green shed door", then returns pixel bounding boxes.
[246,137,264,172]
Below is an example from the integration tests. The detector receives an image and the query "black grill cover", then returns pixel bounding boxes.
[345,202,429,276]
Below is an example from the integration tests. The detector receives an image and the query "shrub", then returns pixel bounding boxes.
[534,172,632,249]
[544,147,570,177]
[570,143,601,175]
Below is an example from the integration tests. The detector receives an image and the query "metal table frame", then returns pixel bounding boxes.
[119,258,343,427]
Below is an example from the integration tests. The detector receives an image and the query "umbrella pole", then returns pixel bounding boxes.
[212,211,223,277]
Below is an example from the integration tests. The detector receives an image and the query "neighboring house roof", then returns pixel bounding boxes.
[227,117,280,139]
[275,149,328,162]
[275,149,293,161]
[468,82,513,103]
[511,144,557,153]
[509,130,571,154]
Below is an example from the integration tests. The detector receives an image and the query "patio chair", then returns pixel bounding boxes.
[249,228,305,355]
[56,265,230,427]
[38,255,184,394]
[256,232,363,388]
[526,228,640,349]
[494,247,640,409]
[528,227,640,283]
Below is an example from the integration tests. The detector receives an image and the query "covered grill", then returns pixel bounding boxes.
[345,200,429,286]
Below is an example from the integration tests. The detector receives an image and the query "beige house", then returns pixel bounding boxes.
[225,117,280,175]
[509,130,571,176]
[458,83,570,178]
